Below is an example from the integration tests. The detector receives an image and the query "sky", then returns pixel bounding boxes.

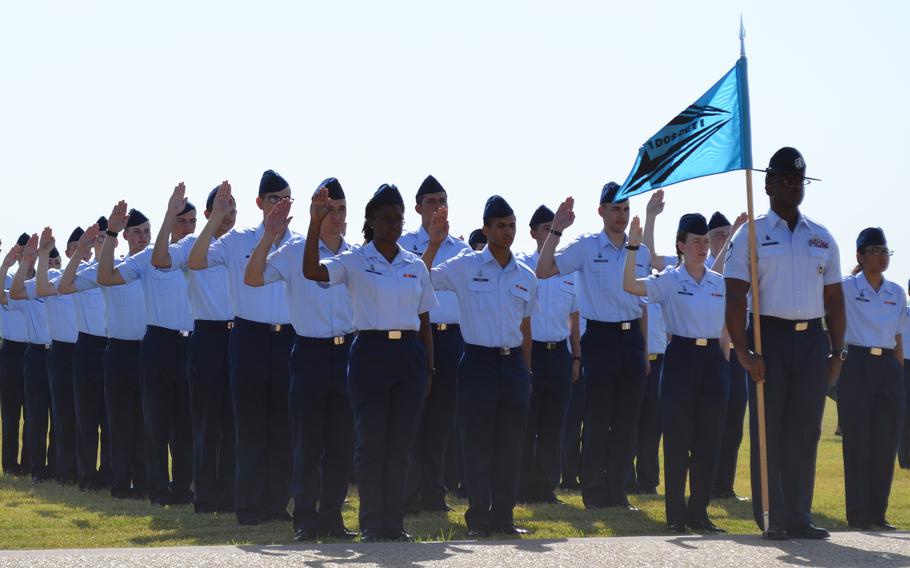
[2,0,908,286]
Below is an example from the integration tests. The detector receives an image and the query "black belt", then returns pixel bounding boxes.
[147,324,191,338]
[297,333,355,346]
[753,315,823,333]
[234,317,291,333]
[670,335,720,348]
[194,319,235,331]
[464,343,521,356]
[585,318,640,332]
[433,323,460,332]
[532,340,567,351]
[28,342,51,350]
[847,344,896,358]
[358,330,417,340]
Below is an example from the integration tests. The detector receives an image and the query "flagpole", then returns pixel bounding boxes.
[745,168,770,535]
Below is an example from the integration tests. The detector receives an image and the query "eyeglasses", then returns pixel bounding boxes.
[776,175,811,188]
[863,247,893,257]
[266,195,294,204]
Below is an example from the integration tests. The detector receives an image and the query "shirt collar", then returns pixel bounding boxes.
[676,264,716,289]
[319,237,349,255]
[255,223,290,246]
[480,245,516,272]
[855,272,894,297]
[597,230,628,251]
[765,209,809,232]
[363,241,408,266]
[416,224,451,248]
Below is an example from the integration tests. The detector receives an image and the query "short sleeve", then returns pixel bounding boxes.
[322,250,351,285]
[117,252,146,284]
[723,226,750,282]
[24,279,38,300]
[822,237,842,286]
[895,288,908,336]
[73,265,100,292]
[264,241,296,285]
[523,277,538,318]
[429,251,465,292]
[644,272,673,304]
[553,236,586,275]
[417,262,440,314]
[636,246,652,278]
[207,235,229,268]
[167,236,194,270]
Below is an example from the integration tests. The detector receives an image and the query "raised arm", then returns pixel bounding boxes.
[643,189,668,271]
[188,181,231,270]
[710,212,747,273]
[97,201,128,286]
[10,234,38,300]
[421,206,448,272]
[0,242,19,304]
[245,199,292,287]
[622,216,648,297]
[152,182,187,268]
[57,225,98,295]
[536,197,574,278]
[36,228,57,297]
[303,187,332,282]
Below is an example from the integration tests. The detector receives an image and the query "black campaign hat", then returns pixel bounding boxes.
[68,227,84,244]
[529,205,555,228]
[416,175,445,202]
[678,213,709,235]
[483,195,514,220]
[600,181,626,204]
[319,177,345,200]
[259,169,289,195]
[856,227,886,251]
[756,147,819,181]
[707,212,731,231]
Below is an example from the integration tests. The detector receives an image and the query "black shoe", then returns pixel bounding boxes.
[388,531,413,542]
[687,519,726,533]
[360,529,384,543]
[322,526,358,540]
[293,528,320,541]
[712,488,736,499]
[764,527,789,541]
[494,525,531,535]
[874,521,897,531]
[788,523,830,540]
[467,528,490,538]
[668,523,688,534]
[849,522,873,531]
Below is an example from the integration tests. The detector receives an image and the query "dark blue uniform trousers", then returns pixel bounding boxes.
[24,343,55,480]
[406,325,463,511]
[103,337,145,496]
[519,341,571,501]
[290,334,354,533]
[48,340,77,483]
[713,350,748,495]
[75,332,111,490]
[630,354,663,492]
[837,347,905,526]
[900,361,910,469]
[348,331,426,536]
[581,319,647,508]
[661,338,728,526]
[187,320,235,513]
[459,344,530,532]
[141,325,193,504]
[747,316,829,531]
[0,339,29,475]
[561,372,585,488]
[230,318,293,524]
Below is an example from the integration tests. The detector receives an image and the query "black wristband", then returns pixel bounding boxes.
[105,230,119,238]
[625,244,640,251]
[549,229,563,237]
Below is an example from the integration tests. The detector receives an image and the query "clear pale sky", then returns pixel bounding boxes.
[2,1,908,286]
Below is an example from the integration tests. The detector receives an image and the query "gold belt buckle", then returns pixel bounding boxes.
[729,342,735,349]
[44,344,51,350]
[227,321,234,330]
[695,338,708,347]
[546,342,557,350]
[271,324,283,332]
[388,330,402,340]
[648,354,658,361]
[870,347,883,356]
[333,336,346,346]
[436,323,448,331]
[621,322,631,331]
[179,331,190,338]
[794,322,808,332]
[500,347,511,356]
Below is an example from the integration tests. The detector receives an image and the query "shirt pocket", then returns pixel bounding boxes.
[807,246,830,279]
[590,260,612,289]
[509,282,532,313]
[756,242,787,266]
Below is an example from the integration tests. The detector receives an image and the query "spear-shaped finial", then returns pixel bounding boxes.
[740,15,747,57]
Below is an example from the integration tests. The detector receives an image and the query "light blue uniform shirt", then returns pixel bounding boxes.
[399,226,470,324]
[646,302,668,355]
[644,265,726,339]
[264,236,355,338]
[74,261,147,341]
[2,272,31,342]
[25,272,78,343]
[842,273,908,350]
[51,262,106,337]
[901,305,910,358]
[323,242,438,331]
[206,225,294,325]
[516,250,577,343]
[118,246,193,332]
[167,235,233,322]
[724,210,841,320]
[7,292,50,345]
[553,232,650,322]
[429,247,538,348]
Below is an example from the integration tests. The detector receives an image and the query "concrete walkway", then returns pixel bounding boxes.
[2,532,909,567]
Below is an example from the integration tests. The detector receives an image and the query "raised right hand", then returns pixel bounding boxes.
[107,201,129,233]
[38,227,55,255]
[265,198,293,237]
[427,206,449,246]
[21,234,39,264]
[78,224,100,252]
[553,197,575,232]
[310,187,331,222]
[167,182,188,217]
[628,216,643,247]
[211,181,232,218]
[646,189,665,217]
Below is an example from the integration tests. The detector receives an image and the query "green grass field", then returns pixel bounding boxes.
[0,399,907,550]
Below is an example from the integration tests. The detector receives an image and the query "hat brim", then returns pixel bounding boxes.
[752,168,820,181]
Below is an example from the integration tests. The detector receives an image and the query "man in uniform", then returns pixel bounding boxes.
[0,235,31,476]
[725,147,845,540]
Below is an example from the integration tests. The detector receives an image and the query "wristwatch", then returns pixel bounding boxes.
[833,348,848,361]
[549,228,563,237]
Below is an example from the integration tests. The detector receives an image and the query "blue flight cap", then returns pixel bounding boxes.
[205,186,220,212]
[678,213,709,235]
[49,247,60,259]
[96,216,109,231]
[416,175,445,203]
[179,201,196,216]
[600,181,626,204]
[259,169,289,196]
[68,227,84,244]
[708,212,731,231]
[856,227,886,251]
[319,177,345,200]
[371,184,404,207]
[483,195,514,220]
[126,209,149,228]
[16,233,30,247]
[529,205,555,228]
[468,229,487,249]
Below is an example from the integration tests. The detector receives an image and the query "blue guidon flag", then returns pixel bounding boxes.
[614,55,752,201]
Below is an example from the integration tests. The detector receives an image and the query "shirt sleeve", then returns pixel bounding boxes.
[24,279,38,300]
[207,235,229,268]
[429,252,463,292]
[723,226,750,282]
[524,276,539,318]
[263,241,295,285]
[417,261,440,314]
[895,288,908,337]
[644,272,672,304]
[117,252,146,284]
[73,265,100,292]
[822,237,842,286]
[167,236,192,270]
[553,236,585,275]
[569,274,579,313]
[322,250,351,286]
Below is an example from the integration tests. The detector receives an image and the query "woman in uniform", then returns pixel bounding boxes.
[623,213,728,534]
